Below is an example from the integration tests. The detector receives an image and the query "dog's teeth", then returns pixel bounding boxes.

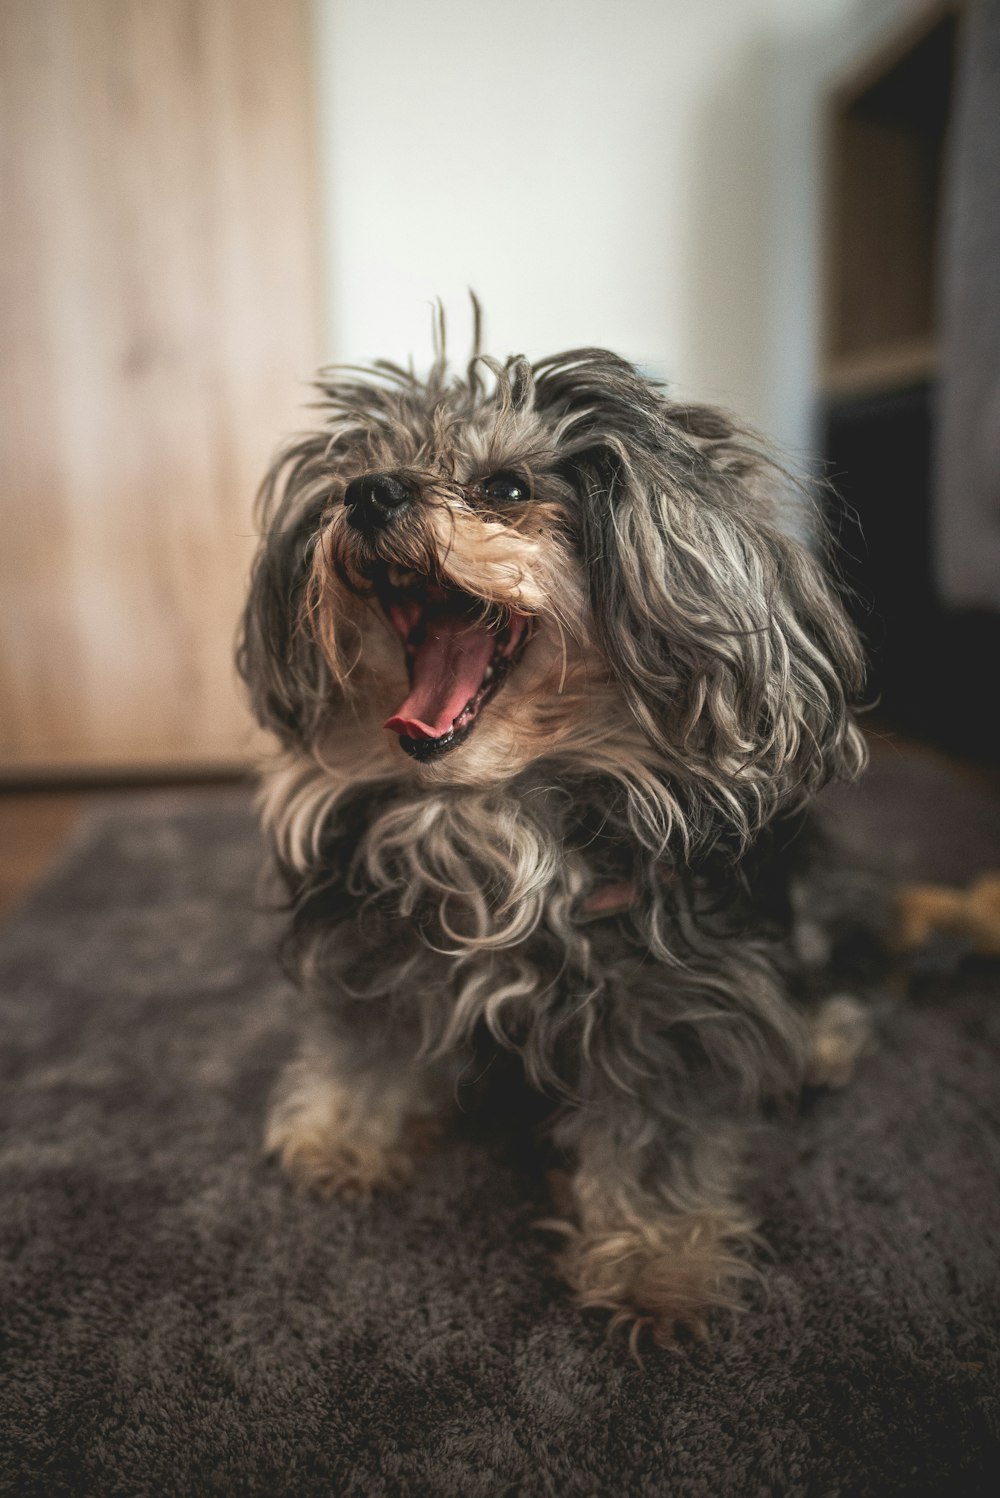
[483,665,494,681]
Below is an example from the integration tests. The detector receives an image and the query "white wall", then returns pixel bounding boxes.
[312,0,911,456]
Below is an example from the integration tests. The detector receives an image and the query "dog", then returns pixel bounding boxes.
[237,310,883,1350]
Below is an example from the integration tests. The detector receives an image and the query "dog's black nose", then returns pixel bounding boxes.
[343,473,412,531]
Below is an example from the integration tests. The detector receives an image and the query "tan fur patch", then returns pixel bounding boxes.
[265,1060,441,1199]
[552,1210,760,1355]
[806,993,873,1089]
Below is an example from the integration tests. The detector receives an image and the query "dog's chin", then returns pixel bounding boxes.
[354,559,534,765]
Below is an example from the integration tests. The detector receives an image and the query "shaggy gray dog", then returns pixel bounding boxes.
[238,313,878,1350]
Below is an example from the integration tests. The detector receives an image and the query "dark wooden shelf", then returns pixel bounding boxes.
[822,336,937,400]
[823,0,962,398]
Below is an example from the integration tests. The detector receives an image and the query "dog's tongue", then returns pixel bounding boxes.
[384,613,495,741]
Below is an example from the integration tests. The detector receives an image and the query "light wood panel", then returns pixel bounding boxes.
[0,0,323,773]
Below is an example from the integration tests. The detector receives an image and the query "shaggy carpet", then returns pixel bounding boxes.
[1,753,999,1497]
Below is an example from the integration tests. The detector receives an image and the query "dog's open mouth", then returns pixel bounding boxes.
[368,563,532,760]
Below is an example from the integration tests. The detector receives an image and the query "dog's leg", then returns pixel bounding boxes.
[550,1099,759,1351]
[805,992,873,1088]
[265,1035,448,1199]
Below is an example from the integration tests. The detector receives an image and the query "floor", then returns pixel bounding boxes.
[0,735,997,923]
[0,791,89,920]
[0,780,246,921]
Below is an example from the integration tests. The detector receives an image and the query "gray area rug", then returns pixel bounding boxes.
[1,754,999,1497]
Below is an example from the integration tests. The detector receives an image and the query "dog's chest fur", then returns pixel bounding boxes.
[278,773,870,1098]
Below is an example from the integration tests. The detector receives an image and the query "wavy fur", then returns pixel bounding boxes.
[238,320,879,1348]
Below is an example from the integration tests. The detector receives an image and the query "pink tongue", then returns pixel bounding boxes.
[384,614,495,740]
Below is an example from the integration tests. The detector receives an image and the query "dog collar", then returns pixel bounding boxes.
[581,881,639,917]
[581,866,675,918]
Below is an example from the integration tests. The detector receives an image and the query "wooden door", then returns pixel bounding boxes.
[0,0,323,774]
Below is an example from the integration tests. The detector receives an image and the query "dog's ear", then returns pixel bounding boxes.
[534,350,866,848]
[236,435,334,746]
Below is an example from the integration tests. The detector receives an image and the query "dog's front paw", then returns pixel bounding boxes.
[554,1213,760,1354]
[268,1121,416,1199]
[265,1064,438,1199]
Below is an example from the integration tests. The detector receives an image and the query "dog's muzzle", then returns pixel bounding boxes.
[343,473,412,533]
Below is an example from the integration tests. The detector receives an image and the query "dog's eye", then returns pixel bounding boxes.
[481,471,531,504]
